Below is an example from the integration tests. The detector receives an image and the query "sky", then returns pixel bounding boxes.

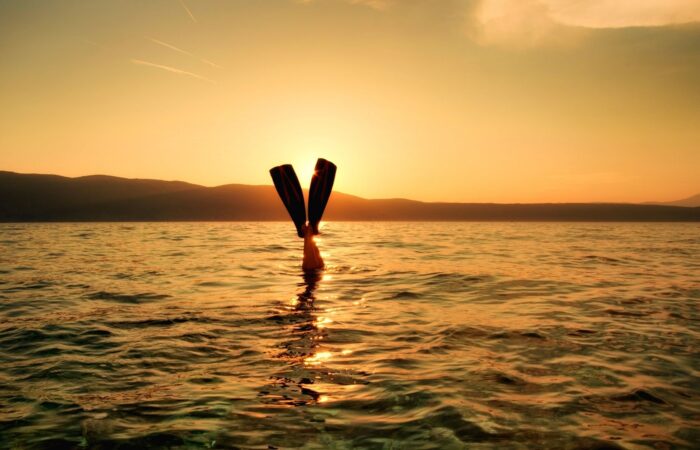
[1,0,699,203]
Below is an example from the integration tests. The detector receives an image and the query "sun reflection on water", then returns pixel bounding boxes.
[314,316,333,328]
[305,351,333,366]
[258,267,367,408]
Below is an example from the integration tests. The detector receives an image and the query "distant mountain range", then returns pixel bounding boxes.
[1,171,698,222]
[645,194,700,208]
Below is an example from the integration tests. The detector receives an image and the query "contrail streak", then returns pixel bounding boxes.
[200,58,222,69]
[149,37,192,56]
[131,59,214,83]
[179,0,197,23]
[148,37,223,69]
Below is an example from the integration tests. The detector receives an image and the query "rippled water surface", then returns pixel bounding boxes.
[1,222,699,449]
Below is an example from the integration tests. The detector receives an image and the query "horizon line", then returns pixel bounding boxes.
[1,169,698,206]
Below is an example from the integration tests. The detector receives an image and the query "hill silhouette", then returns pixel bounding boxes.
[646,193,700,208]
[1,171,698,222]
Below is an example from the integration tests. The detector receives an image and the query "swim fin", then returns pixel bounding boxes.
[270,164,306,238]
[308,158,337,235]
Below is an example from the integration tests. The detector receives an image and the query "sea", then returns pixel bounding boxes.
[1,222,698,449]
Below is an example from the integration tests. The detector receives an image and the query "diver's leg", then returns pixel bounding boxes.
[302,225,324,271]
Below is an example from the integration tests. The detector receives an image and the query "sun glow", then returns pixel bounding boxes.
[293,155,320,188]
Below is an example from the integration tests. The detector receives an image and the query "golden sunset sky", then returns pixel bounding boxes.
[1,0,699,202]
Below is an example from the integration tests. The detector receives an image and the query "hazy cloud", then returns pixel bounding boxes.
[475,0,700,46]
[299,0,700,27]
[543,0,700,28]
[475,0,563,46]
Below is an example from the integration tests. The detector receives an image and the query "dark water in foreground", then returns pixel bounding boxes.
[1,222,699,449]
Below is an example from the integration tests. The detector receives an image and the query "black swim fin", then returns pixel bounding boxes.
[308,158,337,235]
[270,164,306,238]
